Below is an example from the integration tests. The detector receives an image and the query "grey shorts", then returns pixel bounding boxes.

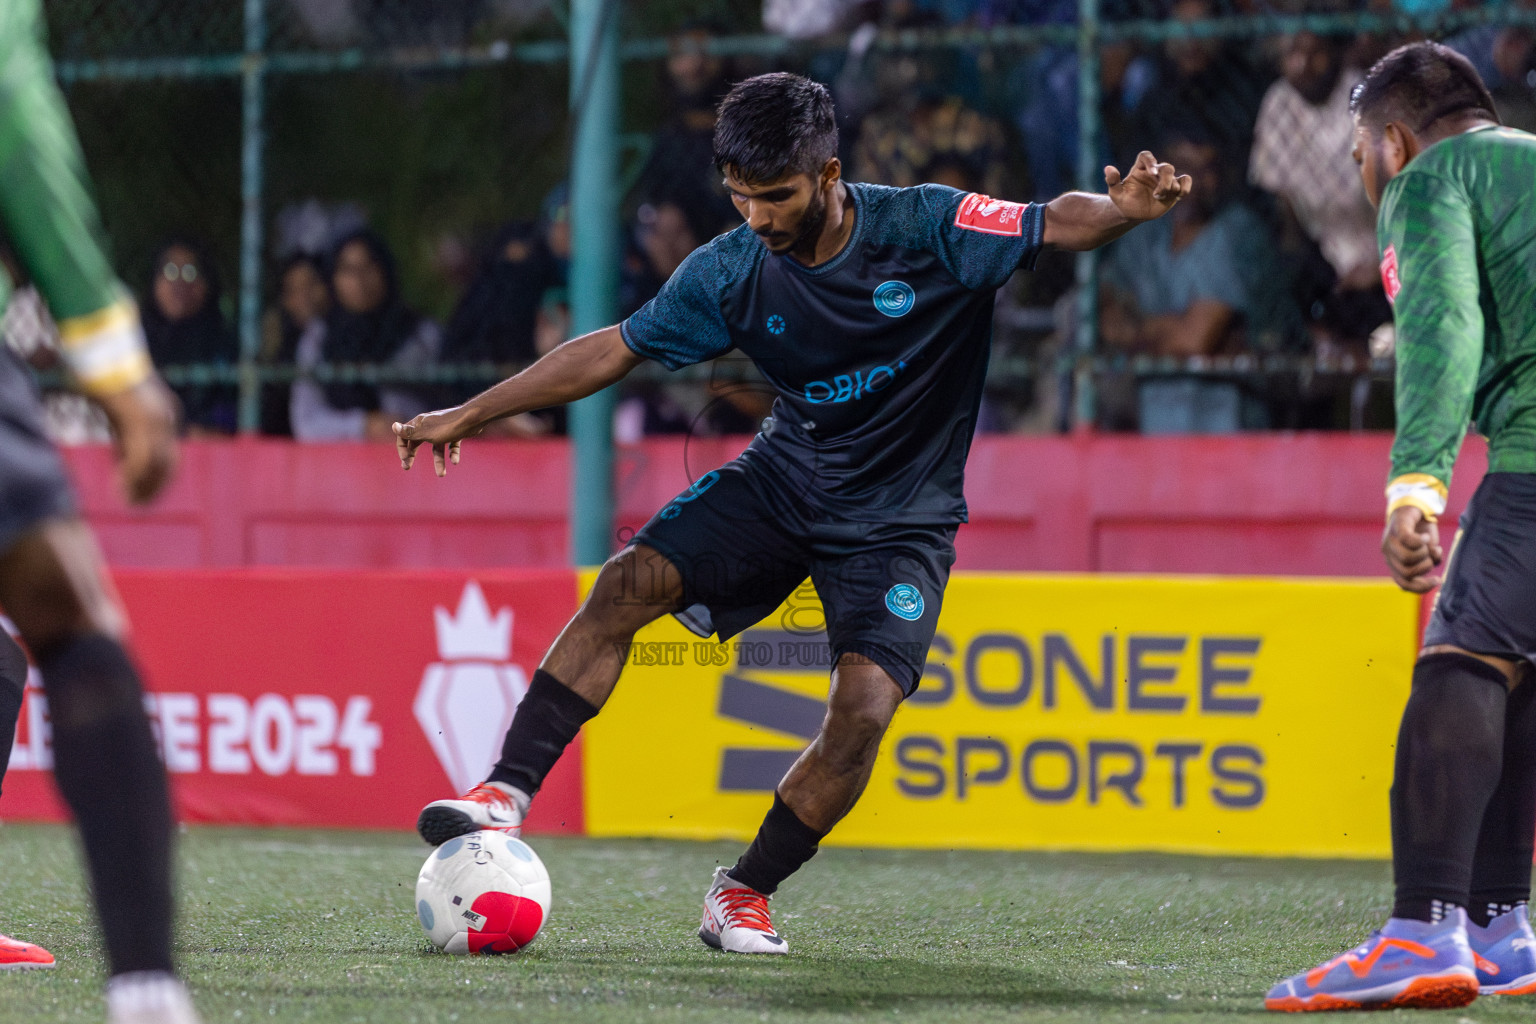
[1423,473,1536,666]
[0,349,76,555]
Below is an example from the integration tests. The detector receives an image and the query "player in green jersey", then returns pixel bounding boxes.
[1267,42,1536,1012]
[0,1,200,1021]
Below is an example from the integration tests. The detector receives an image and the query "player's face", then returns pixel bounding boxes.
[724,168,828,256]
[1351,116,1408,210]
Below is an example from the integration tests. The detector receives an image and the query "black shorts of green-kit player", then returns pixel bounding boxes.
[632,451,956,696]
[1423,473,1536,664]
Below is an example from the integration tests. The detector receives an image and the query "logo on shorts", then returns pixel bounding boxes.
[766,314,786,335]
[885,583,924,621]
[657,470,721,521]
[873,281,915,318]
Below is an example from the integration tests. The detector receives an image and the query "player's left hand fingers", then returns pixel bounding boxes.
[1389,543,1436,576]
[432,442,449,478]
[450,440,461,466]
[1153,161,1176,197]
[1169,173,1193,200]
[394,422,417,470]
[1394,569,1439,594]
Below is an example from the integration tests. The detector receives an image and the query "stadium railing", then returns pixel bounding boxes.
[36,0,1536,434]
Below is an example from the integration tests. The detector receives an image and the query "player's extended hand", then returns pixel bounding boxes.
[1105,151,1192,223]
[95,376,179,505]
[393,406,482,477]
[1381,505,1444,593]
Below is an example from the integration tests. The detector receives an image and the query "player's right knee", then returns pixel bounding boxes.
[1401,652,1509,760]
[31,632,145,731]
[0,520,126,653]
[582,549,683,634]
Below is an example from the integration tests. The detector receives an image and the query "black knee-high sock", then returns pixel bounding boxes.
[1392,653,1509,923]
[487,669,599,798]
[0,631,28,798]
[729,793,827,896]
[1468,677,1536,927]
[35,633,174,976]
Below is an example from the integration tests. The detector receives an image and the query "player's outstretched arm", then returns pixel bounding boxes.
[393,324,644,476]
[1042,151,1192,252]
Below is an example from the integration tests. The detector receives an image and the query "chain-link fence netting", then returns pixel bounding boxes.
[19,1,1536,437]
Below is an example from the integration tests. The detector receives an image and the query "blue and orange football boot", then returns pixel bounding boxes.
[1469,904,1536,997]
[1265,910,1479,1012]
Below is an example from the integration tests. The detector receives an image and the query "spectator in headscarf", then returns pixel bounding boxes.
[433,221,563,437]
[290,229,440,441]
[142,238,239,434]
[438,222,553,399]
[258,253,329,436]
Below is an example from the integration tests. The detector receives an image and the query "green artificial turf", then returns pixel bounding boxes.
[0,824,1520,1022]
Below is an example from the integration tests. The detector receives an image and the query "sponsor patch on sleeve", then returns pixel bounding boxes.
[1380,244,1401,304]
[954,193,1027,237]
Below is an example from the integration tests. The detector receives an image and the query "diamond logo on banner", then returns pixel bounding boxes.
[414,582,528,792]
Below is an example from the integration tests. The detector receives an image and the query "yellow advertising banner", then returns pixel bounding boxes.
[582,572,1420,858]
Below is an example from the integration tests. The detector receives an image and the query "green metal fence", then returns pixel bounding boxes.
[31,0,1536,552]
[44,1,1536,419]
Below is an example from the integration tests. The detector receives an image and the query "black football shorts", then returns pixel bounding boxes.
[0,349,76,556]
[1423,472,1536,667]
[631,451,956,696]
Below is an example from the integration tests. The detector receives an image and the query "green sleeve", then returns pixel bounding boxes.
[1382,169,1482,491]
[0,0,125,323]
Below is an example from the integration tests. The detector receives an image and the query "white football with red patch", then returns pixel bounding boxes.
[416,830,551,954]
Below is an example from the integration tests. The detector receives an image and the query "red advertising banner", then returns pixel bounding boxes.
[2,570,583,833]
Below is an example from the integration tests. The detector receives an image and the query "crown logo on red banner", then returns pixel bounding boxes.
[414,582,528,793]
[433,582,512,661]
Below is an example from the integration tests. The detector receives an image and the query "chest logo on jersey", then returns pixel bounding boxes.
[804,360,908,405]
[766,315,787,335]
[873,280,916,318]
[955,193,1027,237]
[1380,245,1401,305]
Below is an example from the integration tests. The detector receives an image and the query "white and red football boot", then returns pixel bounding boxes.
[0,933,53,970]
[699,867,789,954]
[416,781,526,846]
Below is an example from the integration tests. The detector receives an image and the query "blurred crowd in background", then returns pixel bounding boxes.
[10,0,1536,439]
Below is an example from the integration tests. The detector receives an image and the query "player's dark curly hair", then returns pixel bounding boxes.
[713,72,838,184]
[1350,41,1499,134]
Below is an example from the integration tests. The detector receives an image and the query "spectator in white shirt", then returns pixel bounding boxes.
[1250,31,1388,343]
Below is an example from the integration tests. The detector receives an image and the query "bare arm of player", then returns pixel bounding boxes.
[392,324,644,477]
[1381,505,1444,594]
[1042,151,1192,252]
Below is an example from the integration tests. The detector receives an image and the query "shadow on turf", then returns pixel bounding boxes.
[624,954,1269,1016]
